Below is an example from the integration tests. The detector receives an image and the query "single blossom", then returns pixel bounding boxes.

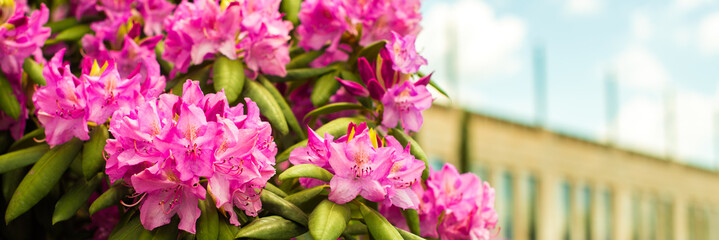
[131,165,205,233]
[81,58,144,124]
[386,31,427,74]
[381,81,432,132]
[33,49,90,146]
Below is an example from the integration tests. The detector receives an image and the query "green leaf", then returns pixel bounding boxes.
[213,55,245,104]
[89,184,129,215]
[0,72,21,119]
[397,227,426,240]
[83,125,108,180]
[388,129,430,180]
[402,208,421,235]
[23,58,46,86]
[0,145,49,174]
[151,221,180,240]
[265,67,334,82]
[196,195,219,240]
[284,185,326,207]
[5,138,82,223]
[45,25,92,45]
[234,216,306,239]
[317,117,366,136]
[109,213,151,240]
[217,216,240,240]
[2,168,24,202]
[357,40,387,62]
[304,102,365,122]
[280,0,301,26]
[309,200,351,240]
[279,164,334,182]
[286,50,324,69]
[52,173,103,225]
[260,190,309,226]
[259,76,305,139]
[264,182,288,198]
[45,18,79,34]
[359,203,403,240]
[243,80,289,135]
[8,128,44,151]
[343,221,368,235]
[311,71,340,107]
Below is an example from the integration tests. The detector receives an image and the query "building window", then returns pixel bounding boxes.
[499,172,514,240]
[528,175,538,240]
[560,181,571,240]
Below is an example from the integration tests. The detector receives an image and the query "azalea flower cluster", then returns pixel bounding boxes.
[290,123,426,209]
[380,164,499,239]
[33,49,162,147]
[296,0,422,66]
[0,1,50,139]
[163,0,292,78]
[105,80,277,233]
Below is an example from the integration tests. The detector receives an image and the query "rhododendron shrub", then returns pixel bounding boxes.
[0,0,498,239]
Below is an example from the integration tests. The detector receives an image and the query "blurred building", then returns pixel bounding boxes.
[417,105,719,240]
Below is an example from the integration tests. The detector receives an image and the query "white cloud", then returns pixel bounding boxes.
[564,0,603,16]
[631,12,653,42]
[675,89,714,164]
[675,0,715,11]
[615,97,666,154]
[613,47,670,91]
[698,12,719,55]
[418,0,526,82]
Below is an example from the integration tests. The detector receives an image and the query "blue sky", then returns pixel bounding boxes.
[416,0,719,168]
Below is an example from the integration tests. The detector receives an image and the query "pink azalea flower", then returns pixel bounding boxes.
[137,0,176,36]
[81,58,145,124]
[241,27,291,78]
[380,164,499,239]
[0,3,50,76]
[290,123,424,207]
[327,128,392,204]
[32,49,90,147]
[163,0,241,77]
[381,81,432,132]
[289,127,335,188]
[356,0,422,46]
[131,165,205,233]
[335,52,433,132]
[105,80,278,230]
[386,31,427,74]
[105,95,173,184]
[296,0,351,51]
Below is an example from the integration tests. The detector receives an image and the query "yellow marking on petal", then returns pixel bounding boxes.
[369,129,378,149]
[347,127,356,142]
[89,60,104,76]
[87,121,98,127]
[375,54,385,88]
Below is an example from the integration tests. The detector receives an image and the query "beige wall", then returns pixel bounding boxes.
[418,105,719,240]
